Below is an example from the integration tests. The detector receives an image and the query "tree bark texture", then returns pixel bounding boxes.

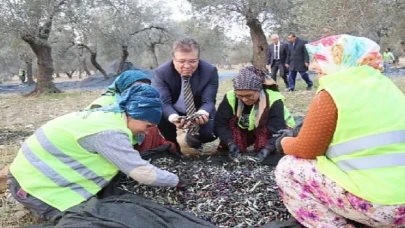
[246,18,268,72]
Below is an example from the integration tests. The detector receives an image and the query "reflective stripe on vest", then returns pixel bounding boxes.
[21,141,93,199]
[336,153,405,172]
[34,127,109,187]
[327,130,405,158]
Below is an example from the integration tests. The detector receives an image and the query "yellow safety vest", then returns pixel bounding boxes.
[316,65,405,205]
[10,111,135,211]
[226,89,295,130]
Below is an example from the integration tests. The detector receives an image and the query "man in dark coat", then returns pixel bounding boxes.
[286,32,313,91]
[152,37,218,152]
[267,34,289,89]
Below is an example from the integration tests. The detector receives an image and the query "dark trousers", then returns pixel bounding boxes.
[270,60,289,88]
[8,171,126,221]
[288,70,313,90]
[158,111,217,151]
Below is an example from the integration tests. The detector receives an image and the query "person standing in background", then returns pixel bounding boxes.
[383,48,395,73]
[286,32,313,91]
[267,34,289,89]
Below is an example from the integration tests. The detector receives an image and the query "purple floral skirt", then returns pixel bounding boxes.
[275,155,405,228]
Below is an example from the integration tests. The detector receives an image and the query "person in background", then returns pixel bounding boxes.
[286,32,313,91]
[215,66,295,162]
[87,70,176,153]
[267,34,289,89]
[383,48,395,73]
[153,37,218,152]
[8,84,189,221]
[18,69,26,84]
[275,34,405,227]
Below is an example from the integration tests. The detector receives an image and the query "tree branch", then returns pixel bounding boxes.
[77,43,95,54]
[130,26,170,36]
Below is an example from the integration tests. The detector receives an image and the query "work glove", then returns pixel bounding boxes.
[176,177,190,191]
[275,137,284,154]
[227,142,240,159]
[275,129,293,154]
[256,146,274,163]
[278,129,294,137]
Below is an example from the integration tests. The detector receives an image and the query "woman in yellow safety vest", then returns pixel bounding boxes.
[87,70,177,153]
[215,66,295,162]
[275,34,405,227]
[8,84,189,220]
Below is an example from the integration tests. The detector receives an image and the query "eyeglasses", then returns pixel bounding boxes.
[234,92,258,100]
[173,59,199,65]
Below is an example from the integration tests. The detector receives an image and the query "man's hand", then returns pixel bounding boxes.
[285,64,289,68]
[305,63,309,68]
[193,114,209,125]
[169,115,186,129]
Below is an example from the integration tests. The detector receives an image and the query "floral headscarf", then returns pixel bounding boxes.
[305,35,383,75]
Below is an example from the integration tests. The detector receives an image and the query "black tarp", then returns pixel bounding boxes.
[28,194,302,228]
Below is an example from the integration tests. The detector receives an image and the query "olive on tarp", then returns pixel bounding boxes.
[120,156,290,227]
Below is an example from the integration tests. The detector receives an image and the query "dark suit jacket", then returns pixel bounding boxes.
[286,38,310,72]
[267,42,288,66]
[152,60,219,120]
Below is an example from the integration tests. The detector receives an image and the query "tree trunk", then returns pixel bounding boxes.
[90,52,108,79]
[55,65,61,78]
[148,45,159,69]
[78,44,108,79]
[246,18,268,72]
[25,59,35,84]
[65,71,74,79]
[23,39,60,95]
[82,58,91,76]
[117,45,129,75]
[401,41,405,55]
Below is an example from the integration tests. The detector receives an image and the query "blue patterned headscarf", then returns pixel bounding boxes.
[104,70,151,95]
[92,84,162,125]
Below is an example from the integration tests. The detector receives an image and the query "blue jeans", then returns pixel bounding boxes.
[288,71,313,90]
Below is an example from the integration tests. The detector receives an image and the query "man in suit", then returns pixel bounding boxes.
[267,34,289,89]
[152,37,218,152]
[286,32,313,91]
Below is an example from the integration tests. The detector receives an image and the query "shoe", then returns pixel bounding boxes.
[288,88,294,92]
[306,85,313,90]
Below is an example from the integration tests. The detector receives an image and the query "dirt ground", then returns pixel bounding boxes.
[1,72,405,227]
